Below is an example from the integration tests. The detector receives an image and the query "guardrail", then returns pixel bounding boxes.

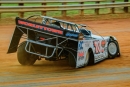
[0,0,129,18]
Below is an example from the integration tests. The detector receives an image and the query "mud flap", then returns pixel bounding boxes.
[7,26,23,53]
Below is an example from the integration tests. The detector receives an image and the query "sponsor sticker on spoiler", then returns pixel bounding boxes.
[65,32,78,38]
[18,20,63,35]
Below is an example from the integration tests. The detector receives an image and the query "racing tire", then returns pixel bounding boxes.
[17,41,38,65]
[84,51,90,66]
[107,40,119,59]
[85,50,94,66]
[68,52,76,67]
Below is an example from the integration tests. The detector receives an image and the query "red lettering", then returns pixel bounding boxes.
[46,28,50,31]
[43,26,47,30]
[39,25,43,29]
[78,52,84,57]
[18,20,63,35]
[43,27,63,35]
[58,31,63,35]
[52,29,57,33]
[18,20,27,25]
[35,25,40,28]
[27,23,34,27]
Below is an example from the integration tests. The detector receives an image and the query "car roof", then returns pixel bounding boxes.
[41,16,86,27]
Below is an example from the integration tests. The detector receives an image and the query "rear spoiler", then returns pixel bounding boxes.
[16,17,80,39]
[7,17,83,53]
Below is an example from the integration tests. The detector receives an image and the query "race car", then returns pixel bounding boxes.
[7,15,120,68]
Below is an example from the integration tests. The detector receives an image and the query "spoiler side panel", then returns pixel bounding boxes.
[7,26,23,53]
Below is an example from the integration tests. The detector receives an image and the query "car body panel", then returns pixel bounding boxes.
[76,36,110,68]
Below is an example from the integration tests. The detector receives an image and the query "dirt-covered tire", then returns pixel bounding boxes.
[17,41,38,65]
[108,40,119,59]
[68,52,76,67]
[84,51,90,66]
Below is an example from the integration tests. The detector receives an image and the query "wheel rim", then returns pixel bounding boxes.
[85,52,89,65]
[108,42,117,55]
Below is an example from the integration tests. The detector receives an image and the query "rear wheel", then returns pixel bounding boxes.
[108,40,119,59]
[17,41,38,65]
[68,52,76,67]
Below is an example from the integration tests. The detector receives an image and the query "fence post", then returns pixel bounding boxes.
[95,1,100,15]
[42,3,46,16]
[110,0,115,14]
[62,2,67,17]
[124,0,128,13]
[80,2,84,16]
[18,3,24,18]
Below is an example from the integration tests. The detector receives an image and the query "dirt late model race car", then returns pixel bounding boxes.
[7,15,120,68]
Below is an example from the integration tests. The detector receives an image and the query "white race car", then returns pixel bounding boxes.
[7,15,120,68]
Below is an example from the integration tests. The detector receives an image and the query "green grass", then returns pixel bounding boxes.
[0,1,129,18]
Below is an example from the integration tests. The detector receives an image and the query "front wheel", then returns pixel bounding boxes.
[17,41,38,65]
[107,40,119,59]
[84,51,90,66]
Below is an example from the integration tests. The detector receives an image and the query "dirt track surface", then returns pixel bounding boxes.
[0,18,130,87]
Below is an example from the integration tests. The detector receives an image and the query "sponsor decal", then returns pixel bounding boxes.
[78,51,84,60]
[18,20,63,35]
[101,40,106,47]
[95,54,104,60]
[39,37,45,40]
[84,41,91,47]
[66,32,78,38]
[93,40,104,54]
[78,41,83,50]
